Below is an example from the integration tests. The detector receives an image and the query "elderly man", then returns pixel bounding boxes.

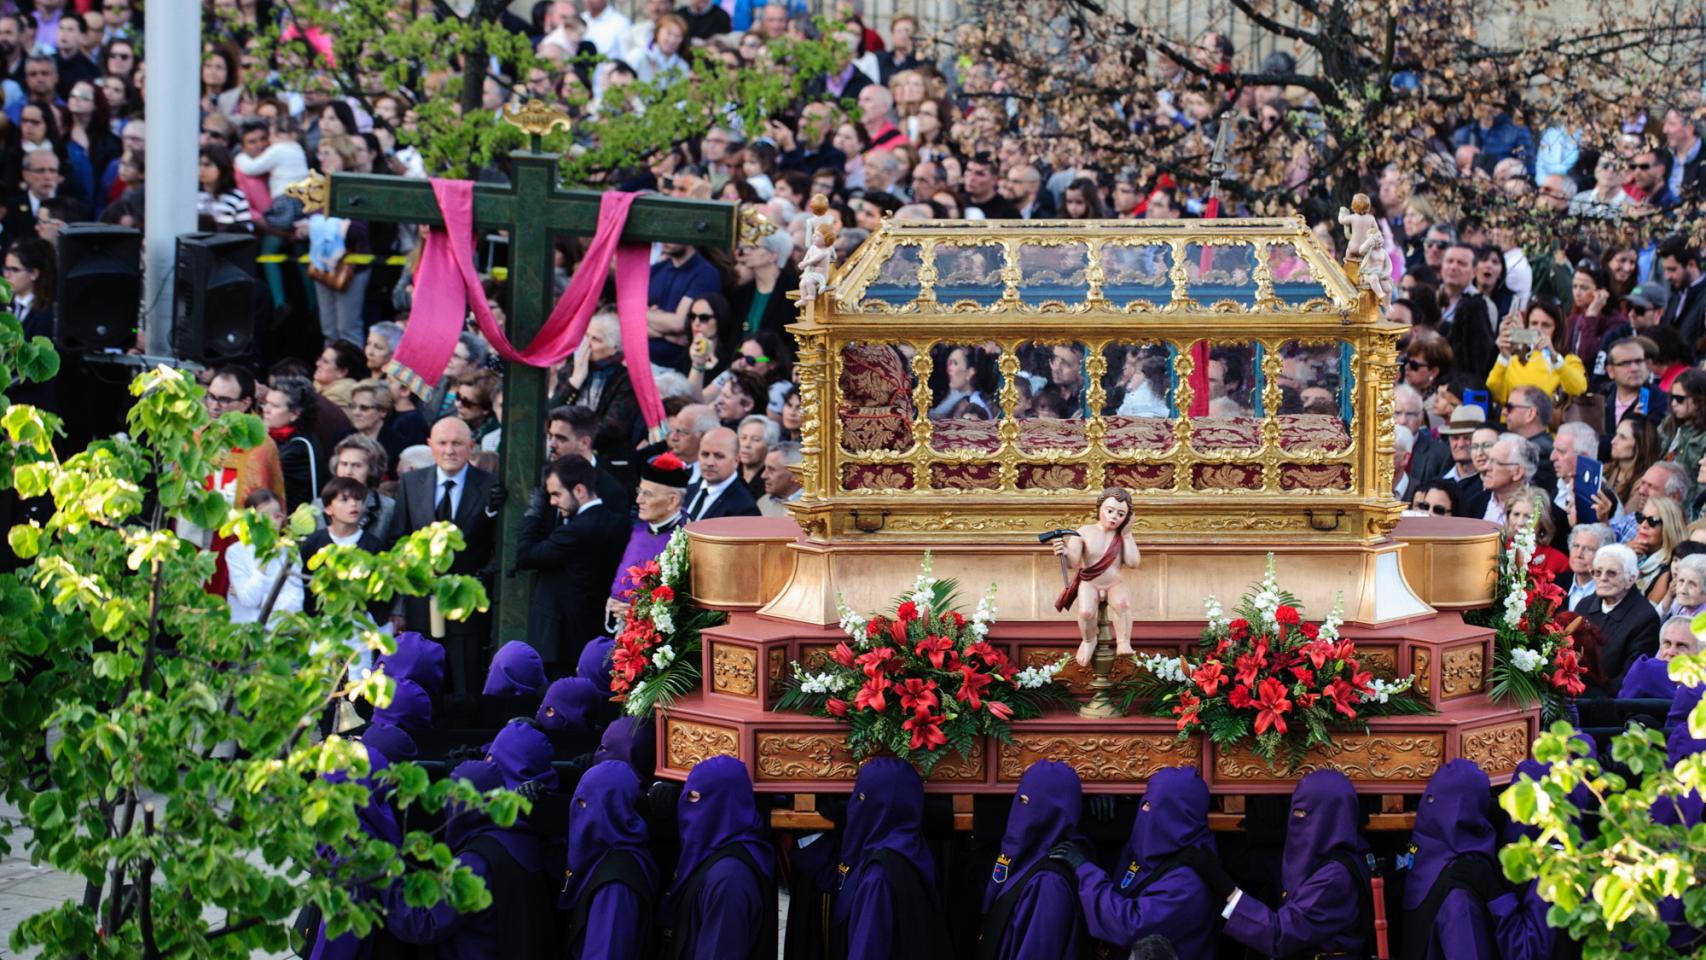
[1607,461,1690,543]
[856,83,906,152]
[1557,522,1614,611]
[757,441,803,516]
[1504,385,1555,464]
[1397,384,1450,487]
[1468,432,1535,523]
[1394,425,1416,500]
[1575,542,1662,695]
[387,416,500,695]
[608,451,690,623]
[1437,406,1487,499]
[683,427,759,520]
[1618,616,1699,699]
[1551,420,1602,524]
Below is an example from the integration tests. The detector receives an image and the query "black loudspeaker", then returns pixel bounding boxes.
[173,232,258,361]
[54,224,141,352]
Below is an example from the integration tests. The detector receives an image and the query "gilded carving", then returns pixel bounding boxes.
[767,648,787,699]
[667,720,739,769]
[754,734,984,782]
[998,734,1198,781]
[1461,721,1529,776]
[710,644,758,697]
[1215,734,1444,781]
[1359,647,1398,679]
[1412,649,1431,698]
[1441,646,1485,699]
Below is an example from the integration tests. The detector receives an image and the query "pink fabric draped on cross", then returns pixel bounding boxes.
[395,179,665,429]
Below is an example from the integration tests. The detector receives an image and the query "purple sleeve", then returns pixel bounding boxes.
[842,864,895,959]
[1432,888,1497,959]
[689,858,765,960]
[384,851,487,945]
[790,834,840,892]
[1074,862,1212,952]
[580,883,646,960]
[1488,888,1555,960]
[1002,871,1082,959]
[1223,861,1360,957]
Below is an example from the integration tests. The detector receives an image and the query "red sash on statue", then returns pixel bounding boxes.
[1054,535,1125,612]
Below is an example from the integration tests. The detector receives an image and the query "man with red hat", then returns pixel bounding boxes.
[606,451,690,626]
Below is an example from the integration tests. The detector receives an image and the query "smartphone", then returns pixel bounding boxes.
[1577,456,1603,523]
[1510,328,1540,348]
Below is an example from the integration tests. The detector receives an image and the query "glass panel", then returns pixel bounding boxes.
[1184,242,1257,305]
[862,243,923,304]
[1276,340,1353,453]
[1187,342,1261,453]
[1268,243,1328,304]
[1015,341,1089,453]
[1099,242,1171,307]
[928,342,1004,454]
[838,340,918,454]
[1102,341,1177,456]
[934,243,1006,305]
[1016,242,1089,304]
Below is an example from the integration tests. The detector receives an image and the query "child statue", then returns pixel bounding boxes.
[1337,193,1377,266]
[1357,228,1394,308]
[798,220,837,303]
[1052,487,1141,667]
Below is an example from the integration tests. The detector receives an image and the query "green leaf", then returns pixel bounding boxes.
[8,521,42,559]
[1592,874,1641,926]
[17,338,59,382]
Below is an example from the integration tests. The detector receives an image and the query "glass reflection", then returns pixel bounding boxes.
[1102,342,1172,417]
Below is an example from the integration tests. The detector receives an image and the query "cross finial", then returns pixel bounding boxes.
[739,204,779,247]
[501,99,573,152]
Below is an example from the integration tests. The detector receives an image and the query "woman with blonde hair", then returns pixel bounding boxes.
[1633,494,1686,601]
[1503,485,1566,579]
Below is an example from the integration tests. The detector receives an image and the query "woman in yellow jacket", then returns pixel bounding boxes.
[1486,296,1587,410]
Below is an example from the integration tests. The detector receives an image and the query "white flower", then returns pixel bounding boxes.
[836,593,868,645]
[1139,653,1188,684]
[1501,583,1528,631]
[659,529,690,586]
[1359,676,1413,703]
[1510,647,1545,673]
[798,668,849,695]
[911,552,937,612]
[1015,656,1068,689]
[1203,595,1227,631]
[651,645,676,670]
[1318,594,1344,643]
[970,582,999,639]
[651,607,675,636]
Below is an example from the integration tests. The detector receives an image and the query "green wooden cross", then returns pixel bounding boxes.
[327,138,737,645]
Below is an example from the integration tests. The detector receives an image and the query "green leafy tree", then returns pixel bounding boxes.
[0,291,524,956]
[1500,654,1706,956]
[251,0,850,179]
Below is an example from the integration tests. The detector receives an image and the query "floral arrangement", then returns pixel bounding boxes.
[1122,555,1431,771]
[610,529,727,716]
[777,554,1073,773]
[1484,516,1586,722]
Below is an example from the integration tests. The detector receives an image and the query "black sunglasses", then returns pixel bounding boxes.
[1417,503,1450,516]
[688,311,718,322]
[1637,513,1664,528]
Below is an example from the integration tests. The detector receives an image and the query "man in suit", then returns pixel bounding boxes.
[1439,243,1498,379]
[682,427,759,521]
[1598,337,1668,461]
[386,415,499,695]
[546,404,631,512]
[514,454,630,673]
[1658,237,1706,348]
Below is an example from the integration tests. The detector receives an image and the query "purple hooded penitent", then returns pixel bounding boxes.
[360,721,419,765]
[562,761,658,960]
[1224,769,1369,959]
[372,677,433,732]
[1619,654,1679,699]
[595,716,658,781]
[487,719,560,793]
[536,677,605,731]
[828,758,938,957]
[1406,759,1498,910]
[481,640,547,696]
[576,636,615,691]
[978,760,1085,960]
[375,631,446,696]
[665,756,773,957]
[1075,766,1218,957]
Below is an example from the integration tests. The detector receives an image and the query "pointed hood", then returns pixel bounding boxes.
[1281,770,1369,894]
[360,721,418,765]
[536,677,605,731]
[576,636,615,691]
[445,759,540,871]
[482,640,547,696]
[982,759,1081,910]
[372,677,433,732]
[1404,759,1496,910]
[831,757,934,926]
[1131,766,1216,871]
[670,756,772,897]
[594,716,657,780]
[376,632,446,696]
[487,718,560,793]
[563,760,657,903]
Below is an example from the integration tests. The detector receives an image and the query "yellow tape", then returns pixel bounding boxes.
[253,254,409,265]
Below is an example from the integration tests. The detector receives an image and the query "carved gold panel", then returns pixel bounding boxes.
[997,734,1199,781]
[768,648,787,699]
[754,734,984,782]
[1214,733,1444,782]
[1440,646,1485,700]
[1360,647,1398,679]
[710,643,758,698]
[666,719,739,769]
[1412,649,1431,698]
[1460,721,1529,777]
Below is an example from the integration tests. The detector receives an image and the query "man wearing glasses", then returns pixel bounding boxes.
[178,368,286,594]
[1466,432,1536,524]
[1597,337,1667,460]
[1438,405,1487,499]
[1589,282,1668,387]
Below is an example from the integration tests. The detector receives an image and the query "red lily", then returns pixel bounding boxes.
[915,635,955,669]
[1302,641,1334,670]
[986,700,1014,721]
[956,666,993,710]
[854,676,891,712]
[1289,664,1315,686]
[1191,660,1227,695]
[1173,690,1202,730]
[1234,651,1266,687]
[904,710,947,750]
[964,642,1010,674]
[1254,677,1292,734]
[826,697,848,717]
[898,678,940,717]
[857,647,897,679]
[830,642,857,669]
[1325,678,1359,718]
[1551,648,1586,696]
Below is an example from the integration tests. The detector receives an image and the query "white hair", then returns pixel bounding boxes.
[1496,432,1537,482]
[1556,421,1598,457]
[759,228,795,264]
[1594,542,1639,580]
[651,369,692,400]
[739,413,782,447]
[1569,522,1613,550]
[774,439,803,467]
[397,444,435,475]
[1394,423,1415,455]
[1676,553,1706,585]
[1662,614,1696,643]
[589,310,621,346]
[1393,383,1424,409]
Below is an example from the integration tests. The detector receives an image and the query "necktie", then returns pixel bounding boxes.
[436,478,455,522]
[686,485,706,520]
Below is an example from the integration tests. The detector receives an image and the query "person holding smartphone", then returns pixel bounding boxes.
[1487,297,1587,419]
